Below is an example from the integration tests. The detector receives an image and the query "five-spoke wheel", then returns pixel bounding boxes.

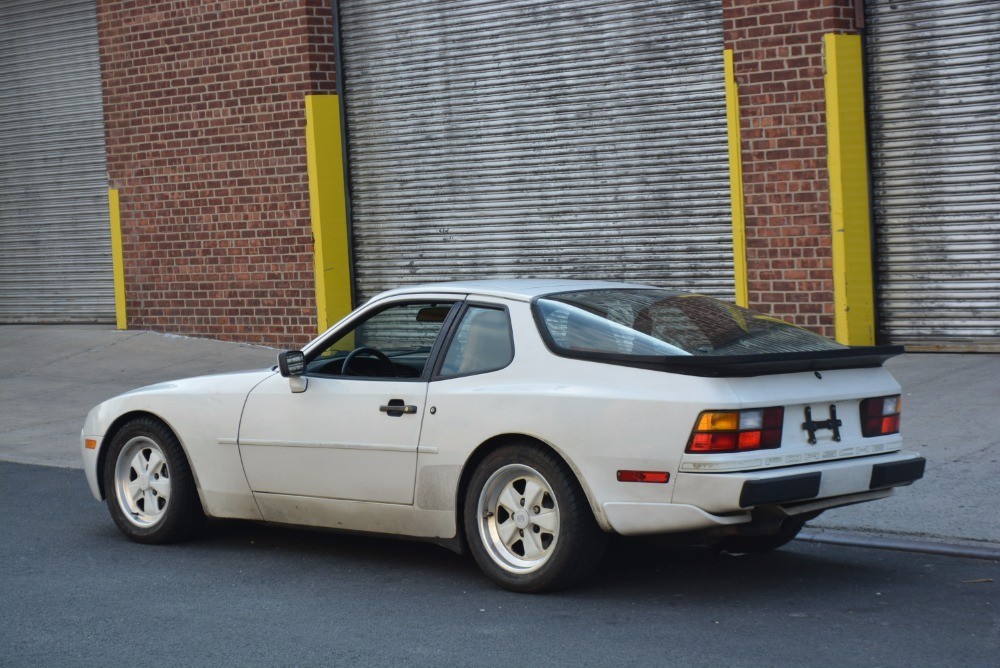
[464,443,607,592]
[103,417,204,543]
[477,464,561,574]
[113,436,172,527]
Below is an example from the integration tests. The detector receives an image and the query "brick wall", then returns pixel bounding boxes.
[723,0,858,337]
[97,0,336,348]
[96,0,858,345]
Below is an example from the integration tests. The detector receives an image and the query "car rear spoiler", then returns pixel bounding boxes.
[566,345,905,377]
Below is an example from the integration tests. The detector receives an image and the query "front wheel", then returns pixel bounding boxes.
[464,444,607,592]
[103,417,204,544]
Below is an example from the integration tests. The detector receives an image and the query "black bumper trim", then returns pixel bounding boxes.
[739,472,822,508]
[870,457,926,490]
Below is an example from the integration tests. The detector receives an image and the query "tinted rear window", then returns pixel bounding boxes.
[535,289,844,357]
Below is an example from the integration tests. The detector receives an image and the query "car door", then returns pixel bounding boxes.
[238,298,460,505]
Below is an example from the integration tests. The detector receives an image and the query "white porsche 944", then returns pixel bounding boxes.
[82,280,925,591]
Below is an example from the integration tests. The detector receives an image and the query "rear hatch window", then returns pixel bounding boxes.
[534,289,899,376]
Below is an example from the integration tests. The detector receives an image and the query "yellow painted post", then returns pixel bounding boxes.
[724,49,749,308]
[108,188,127,330]
[824,33,876,346]
[305,94,353,333]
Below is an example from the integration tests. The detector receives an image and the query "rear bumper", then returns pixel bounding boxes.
[602,451,924,536]
[869,457,926,490]
[673,451,924,514]
[735,456,928,508]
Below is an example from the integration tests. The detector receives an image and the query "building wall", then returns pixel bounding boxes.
[95,0,870,345]
[723,0,859,339]
[97,0,336,347]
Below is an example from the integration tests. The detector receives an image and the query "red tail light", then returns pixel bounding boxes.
[860,395,901,437]
[686,407,784,454]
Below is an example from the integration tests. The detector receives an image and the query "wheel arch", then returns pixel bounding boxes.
[96,411,197,501]
[455,433,612,546]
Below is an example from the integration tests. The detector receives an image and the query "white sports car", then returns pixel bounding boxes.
[82,280,925,591]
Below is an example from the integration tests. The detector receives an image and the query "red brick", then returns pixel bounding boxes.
[97,0,335,347]
[724,0,855,339]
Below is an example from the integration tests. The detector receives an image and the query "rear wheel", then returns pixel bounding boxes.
[103,417,204,544]
[464,443,607,592]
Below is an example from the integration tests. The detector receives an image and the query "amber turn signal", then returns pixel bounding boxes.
[686,407,784,454]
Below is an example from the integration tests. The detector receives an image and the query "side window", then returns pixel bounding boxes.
[307,302,456,378]
[439,306,513,378]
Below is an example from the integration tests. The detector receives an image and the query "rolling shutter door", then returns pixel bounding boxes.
[866,1,1000,350]
[0,0,113,323]
[338,0,732,301]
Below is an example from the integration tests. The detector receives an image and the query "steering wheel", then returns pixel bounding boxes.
[341,346,397,377]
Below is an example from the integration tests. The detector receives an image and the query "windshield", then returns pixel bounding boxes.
[535,289,844,357]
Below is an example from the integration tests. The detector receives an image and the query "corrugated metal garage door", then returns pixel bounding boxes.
[0,0,113,323]
[337,0,732,301]
[866,1,1000,350]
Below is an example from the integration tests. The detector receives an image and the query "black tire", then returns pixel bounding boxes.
[711,519,805,554]
[464,443,607,592]
[102,417,205,544]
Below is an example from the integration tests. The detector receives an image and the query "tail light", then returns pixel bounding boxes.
[686,407,784,453]
[860,395,900,437]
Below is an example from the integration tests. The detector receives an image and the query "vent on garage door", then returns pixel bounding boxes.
[337,0,732,302]
[0,0,113,323]
[866,1,1000,350]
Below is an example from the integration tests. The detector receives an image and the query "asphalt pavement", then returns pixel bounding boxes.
[1,324,998,551]
[1,461,997,666]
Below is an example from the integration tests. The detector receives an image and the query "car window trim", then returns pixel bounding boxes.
[302,297,465,382]
[431,301,515,381]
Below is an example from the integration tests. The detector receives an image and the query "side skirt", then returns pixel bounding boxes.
[252,492,457,543]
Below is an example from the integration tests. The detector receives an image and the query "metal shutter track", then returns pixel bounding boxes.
[339,0,732,301]
[867,1,1000,349]
[0,0,113,323]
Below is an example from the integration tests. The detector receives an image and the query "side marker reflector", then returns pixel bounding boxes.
[85,439,97,450]
[617,470,670,484]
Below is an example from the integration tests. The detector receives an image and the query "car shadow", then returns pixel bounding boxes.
[588,534,887,597]
[181,518,888,598]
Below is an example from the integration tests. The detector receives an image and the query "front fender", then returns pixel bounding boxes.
[81,370,275,520]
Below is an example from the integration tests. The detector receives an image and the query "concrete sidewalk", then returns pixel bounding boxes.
[0,325,274,468]
[1,324,997,550]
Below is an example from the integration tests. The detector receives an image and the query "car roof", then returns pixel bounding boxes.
[371,279,657,303]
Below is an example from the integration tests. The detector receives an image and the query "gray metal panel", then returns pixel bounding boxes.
[0,0,113,323]
[866,1,1000,350]
[338,0,732,302]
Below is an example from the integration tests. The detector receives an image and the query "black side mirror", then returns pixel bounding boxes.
[277,350,306,377]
